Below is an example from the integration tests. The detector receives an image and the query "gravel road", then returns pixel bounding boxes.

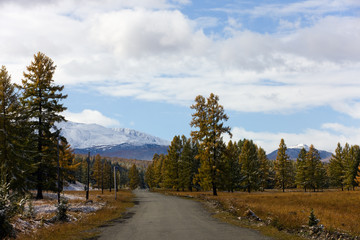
[98,190,271,240]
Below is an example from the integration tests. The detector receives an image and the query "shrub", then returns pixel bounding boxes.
[308,209,319,227]
[0,182,24,239]
[56,198,69,222]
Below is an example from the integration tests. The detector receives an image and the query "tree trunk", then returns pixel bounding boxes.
[212,182,217,196]
[36,166,43,199]
[36,88,44,199]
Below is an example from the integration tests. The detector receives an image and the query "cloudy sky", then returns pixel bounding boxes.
[1,0,360,152]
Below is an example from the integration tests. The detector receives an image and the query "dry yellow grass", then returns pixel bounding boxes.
[167,189,360,236]
[17,190,134,240]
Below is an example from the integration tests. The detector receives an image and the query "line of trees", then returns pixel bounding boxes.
[0,52,146,201]
[0,52,78,199]
[73,155,145,191]
[145,93,360,195]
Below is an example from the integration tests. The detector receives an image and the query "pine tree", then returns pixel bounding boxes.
[151,154,161,188]
[329,143,345,190]
[239,139,259,193]
[58,139,80,190]
[0,66,32,193]
[295,148,307,191]
[163,136,182,190]
[17,52,67,199]
[221,140,241,192]
[190,140,201,191]
[91,154,102,189]
[129,164,140,190]
[342,143,352,190]
[191,93,231,196]
[304,145,325,192]
[258,147,270,191]
[274,139,293,192]
[103,160,113,191]
[145,162,156,189]
[355,161,360,186]
[154,154,166,188]
[178,136,195,191]
[350,145,360,189]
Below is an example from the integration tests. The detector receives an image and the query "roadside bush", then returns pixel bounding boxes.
[0,182,26,239]
[56,198,69,222]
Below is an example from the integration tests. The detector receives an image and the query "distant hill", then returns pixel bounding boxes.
[75,154,152,170]
[267,144,332,162]
[74,143,168,161]
[57,121,169,160]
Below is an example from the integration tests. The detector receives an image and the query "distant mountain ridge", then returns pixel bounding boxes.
[267,144,332,162]
[57,121,170,149]
[56,121,170,160]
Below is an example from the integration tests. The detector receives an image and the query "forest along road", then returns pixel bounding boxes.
[98,190,271,240]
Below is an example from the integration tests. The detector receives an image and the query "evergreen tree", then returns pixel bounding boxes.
[304,145,325,192]
[145,162,156,189]
[129,164,140,190]
[350,145,360,189]
[178,136,196,191]
[343,144,360,190]
[274,139,293,192]
[329,143,345,190]
[91,154,102,189]
[295,148,307,191]
[79,158,88,184]
[222,140,241,192]
[103,160,113,191]
[0,66,32,193]
[163,136,182,190]
[191,93,231,196]
[239,139,259,193]
[258,147,270,191]
[190,140,201,191]
[18,52,67,199]
[267,160,277,189]
[58,139,80,190]
[355,161,360,186]
[154,154,166,188]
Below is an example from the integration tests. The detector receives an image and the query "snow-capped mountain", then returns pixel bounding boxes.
[56,121,170,149]
[288,143,310,151]
[56,121,170,160]
[267,143,332,162]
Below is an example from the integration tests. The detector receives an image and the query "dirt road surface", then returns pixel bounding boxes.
[98,190,271,240]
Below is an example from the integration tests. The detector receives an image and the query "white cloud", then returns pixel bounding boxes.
[228,122,360,153]
[0,1,360,120]
[63,109,121,127]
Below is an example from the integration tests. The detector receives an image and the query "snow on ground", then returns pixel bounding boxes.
[14,190,106,235]
[63,181,87,191]
[43,192,85,200]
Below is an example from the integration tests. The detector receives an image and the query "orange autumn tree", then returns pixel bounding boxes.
[59,139,80,189]
[356,164,360,186]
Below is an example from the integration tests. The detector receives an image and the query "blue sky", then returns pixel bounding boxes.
[1,0,360,152]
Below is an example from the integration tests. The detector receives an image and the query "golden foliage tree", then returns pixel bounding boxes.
[129,164,140,190]
[191,93,231,196]
[18,52,67,199]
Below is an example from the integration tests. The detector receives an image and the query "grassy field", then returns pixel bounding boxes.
[166,189,360,237]
[17,190,134,240]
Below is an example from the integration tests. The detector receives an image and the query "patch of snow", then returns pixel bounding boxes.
[69,203,104,213]
[43,192,85,200]
[63,181,87,191]
[288,143,309,150]
[34,204,57,214]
